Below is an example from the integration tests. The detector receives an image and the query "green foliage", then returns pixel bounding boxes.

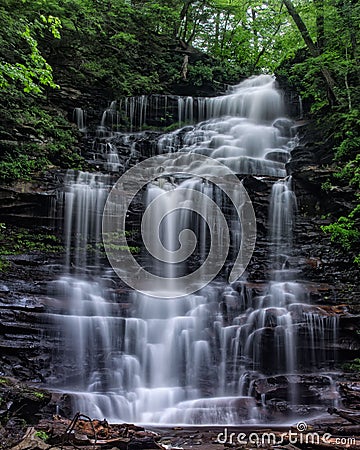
[0,0,358,191]
[0,227,63,257]
[0,153,50,183]
[33,391,45,399]
[0,258,10,272]
[163,122,186,132]
[321,207,360,267]
[335,155,360,189]
[276,0,360,113]
[0,102,85,182]
[95,242,140,255]
[0,224,8,271]
[322,110,360,265]
[321,180,333,192]
[321,108,360,264]
[289,56,329,112]
[0,4,61,94]
[188,62,214,86]
[33,0,178,95]
[97,231,140,255]
[35,431,49,441]
[335,135,360,162]
[343,358,360,372]
[272,1,360,265]
[334,110,360,162]
[321,203,360,264]
[0,0,359,100]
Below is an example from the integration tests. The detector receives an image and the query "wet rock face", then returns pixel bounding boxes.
[288,124,360,308]
[0,182,65,383]
[253,374,337,404]
[0,101,360,425]
[0,377,52,447]
[0,377,51,422]
[0,184,57,227]
[250,374,345,422]
[0,272,60,383]
[339,379,360,410]
[0,377,76,448]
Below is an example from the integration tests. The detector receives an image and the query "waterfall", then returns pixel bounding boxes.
[299,95,303,119]
[62,171,111,270]
[269,177,297,271]
[101,100,117,127]
[117,75,285,131]
[73,107,87,132]
[104,143,121,172]
[51,75,339,424]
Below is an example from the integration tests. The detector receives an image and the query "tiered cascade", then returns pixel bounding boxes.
[53,75,339,424]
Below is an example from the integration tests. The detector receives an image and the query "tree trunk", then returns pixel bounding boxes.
[283,0,318,55]
[341,0,360,80]
[181,55,189,80]
[177,0,193,41]
[283,0,338,104]
[251,8,259,54]
[328,407,360,424]
[214,12,220,53]
[179,0,193,22]
[314,0,325,51]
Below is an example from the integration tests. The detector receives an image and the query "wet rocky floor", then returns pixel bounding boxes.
[1,377,359,450]
[6,420,360,450]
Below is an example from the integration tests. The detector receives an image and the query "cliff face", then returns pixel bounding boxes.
[290,122,360,307]
[0,83,359,438]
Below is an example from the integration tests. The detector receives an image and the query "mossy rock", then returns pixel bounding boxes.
[0,377,51,425]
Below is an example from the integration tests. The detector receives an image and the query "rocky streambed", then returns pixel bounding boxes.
[1,376,360,449]
[0,171,359,448]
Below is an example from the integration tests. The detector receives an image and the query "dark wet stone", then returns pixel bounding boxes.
[265,150,290,163]
[272,118,293,136]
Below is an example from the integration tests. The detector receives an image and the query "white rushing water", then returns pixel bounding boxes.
[73,107,87,133]
[52,75,339,424]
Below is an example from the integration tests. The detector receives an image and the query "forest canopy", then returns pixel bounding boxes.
[0,0,358,101]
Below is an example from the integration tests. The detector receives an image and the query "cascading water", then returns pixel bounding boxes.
[73,107,87,133]
[52,75,339,424]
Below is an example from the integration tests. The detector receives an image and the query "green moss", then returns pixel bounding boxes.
[33,391,45,399]
[0,104,86,183]
[95,241,140,254]
[0,153,51,183]
[35,431,49,441]
[0,226,64,257]
[321,203,360,264]
[321,180,333,193]
[343,358,360,372]
[0,257,11,272]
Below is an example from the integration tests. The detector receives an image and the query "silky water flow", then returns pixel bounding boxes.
[51,75,339,424]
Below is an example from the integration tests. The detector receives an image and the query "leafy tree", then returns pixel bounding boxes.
[0,3,61,94]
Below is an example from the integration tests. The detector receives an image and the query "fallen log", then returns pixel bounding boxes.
[328,407,360,424]
[89,437,130,448]
[328,424,360,435]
